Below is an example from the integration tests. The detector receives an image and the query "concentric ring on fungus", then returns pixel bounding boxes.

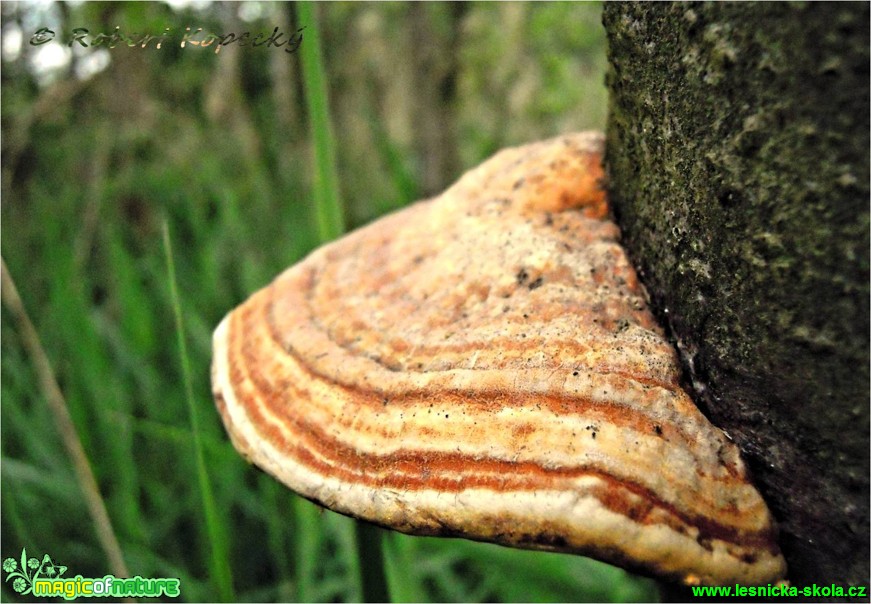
[211,131,787,586]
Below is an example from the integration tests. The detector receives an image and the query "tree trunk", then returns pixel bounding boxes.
[604,2,869,588]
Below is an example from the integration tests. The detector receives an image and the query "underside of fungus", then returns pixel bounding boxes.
[211,132,786,586]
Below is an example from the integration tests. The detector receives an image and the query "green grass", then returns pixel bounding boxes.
[1,2,658,602]
[163,221,234,601]
[298,1,346,243]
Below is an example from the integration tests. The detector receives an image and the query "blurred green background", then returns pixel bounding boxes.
[1,2,658,601]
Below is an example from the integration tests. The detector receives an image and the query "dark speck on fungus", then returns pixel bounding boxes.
[516,269,529,285]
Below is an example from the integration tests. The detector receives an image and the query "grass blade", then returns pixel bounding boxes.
[292,496,320,602]
[298,0,345,242]
[0,257,129,579]
[161,221,235,601]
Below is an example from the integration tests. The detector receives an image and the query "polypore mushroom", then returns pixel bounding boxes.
[211,132,786,586]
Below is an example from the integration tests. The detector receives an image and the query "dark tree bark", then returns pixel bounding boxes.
[604,2,869,588]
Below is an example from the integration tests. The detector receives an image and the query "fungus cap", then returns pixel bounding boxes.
[211,132,786,586]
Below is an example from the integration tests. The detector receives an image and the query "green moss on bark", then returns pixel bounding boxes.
[604,2,869,586]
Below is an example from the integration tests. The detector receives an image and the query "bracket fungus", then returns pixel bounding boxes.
[211,132,786,586]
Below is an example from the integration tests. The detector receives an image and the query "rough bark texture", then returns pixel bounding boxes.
[604,2,869,589]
